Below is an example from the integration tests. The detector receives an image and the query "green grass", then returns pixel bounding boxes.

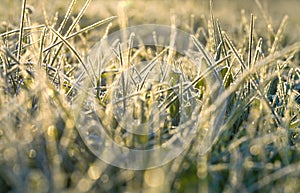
[0,0,300,192]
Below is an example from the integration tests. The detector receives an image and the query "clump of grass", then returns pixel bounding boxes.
[0,0,300,193]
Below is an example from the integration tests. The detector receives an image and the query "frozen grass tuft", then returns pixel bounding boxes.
[0,0,300,192]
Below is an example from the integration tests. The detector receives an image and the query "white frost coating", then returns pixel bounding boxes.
[73,24,226,170]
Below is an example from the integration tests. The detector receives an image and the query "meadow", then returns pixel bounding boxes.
[0,0,300,192]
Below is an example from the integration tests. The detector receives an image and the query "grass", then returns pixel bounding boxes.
[0,0,300,192]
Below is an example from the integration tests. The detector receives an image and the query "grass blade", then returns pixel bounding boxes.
[45,0,92,67]
[17,0,27,61]
[58,0,77,33]
[48,27,95,87]
[43,16,117,52]
[270,15,289,54]
[247,14,254,68]
[0,25,45,38]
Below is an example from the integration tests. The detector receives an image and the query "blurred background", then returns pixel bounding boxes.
[1,0,300,42]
